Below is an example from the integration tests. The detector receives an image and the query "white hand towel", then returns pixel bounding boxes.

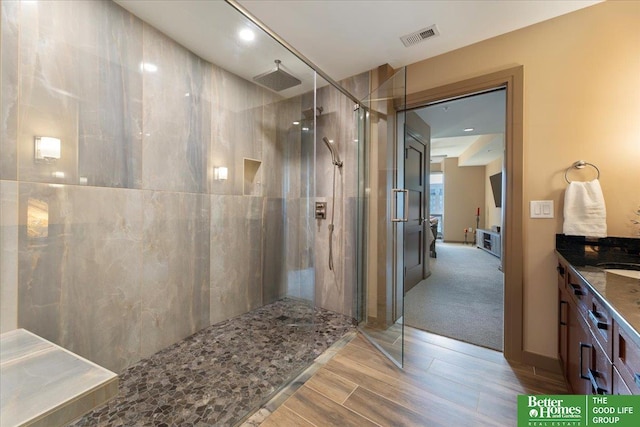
[563,179,607,237]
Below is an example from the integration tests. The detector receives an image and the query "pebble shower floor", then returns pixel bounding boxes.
[69,298,354,426]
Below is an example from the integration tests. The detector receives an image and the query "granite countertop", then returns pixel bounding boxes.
[571,265,640,338]
[555,234,640,346]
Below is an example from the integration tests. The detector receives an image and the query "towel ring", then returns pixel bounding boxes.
[564,160,600,183]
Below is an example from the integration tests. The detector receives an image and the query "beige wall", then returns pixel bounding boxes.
[442,158,485,242]
[407,0,640,358]
[485,157,503,230]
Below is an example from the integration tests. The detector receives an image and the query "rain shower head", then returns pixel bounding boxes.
[322,137,343,168]
[253,60,301,92]
[302,106,323,120]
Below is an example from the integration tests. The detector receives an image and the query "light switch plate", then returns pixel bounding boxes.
[530,200,554,218]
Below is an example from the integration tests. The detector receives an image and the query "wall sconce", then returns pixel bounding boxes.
[214,167,228,181]
[34,136,61,162]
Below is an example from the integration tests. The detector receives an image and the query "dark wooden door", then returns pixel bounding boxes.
[404,133,428,294]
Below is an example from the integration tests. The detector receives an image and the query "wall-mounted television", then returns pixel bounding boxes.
[489,172,502,208]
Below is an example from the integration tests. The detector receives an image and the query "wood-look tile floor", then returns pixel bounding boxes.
[259,327,568,426]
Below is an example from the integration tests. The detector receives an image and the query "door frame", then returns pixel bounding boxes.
[406,66,525,363]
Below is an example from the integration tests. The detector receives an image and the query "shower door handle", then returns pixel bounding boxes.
[391,189,408,223]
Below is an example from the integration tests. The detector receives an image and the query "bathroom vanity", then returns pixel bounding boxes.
[556,235,640,395]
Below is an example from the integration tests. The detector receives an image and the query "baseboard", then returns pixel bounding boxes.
[442,240,478,246]
[522,350,562,374]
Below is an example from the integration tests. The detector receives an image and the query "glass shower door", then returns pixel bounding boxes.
[356,68,407,367]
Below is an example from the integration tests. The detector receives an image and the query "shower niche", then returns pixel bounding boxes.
[243,158,262,196]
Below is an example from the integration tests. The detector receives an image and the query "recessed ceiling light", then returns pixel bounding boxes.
[464,127,474,132]
[292,121,300,125]
[239,28,255,41]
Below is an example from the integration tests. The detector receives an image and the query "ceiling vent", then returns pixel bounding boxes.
[400,25,440,47]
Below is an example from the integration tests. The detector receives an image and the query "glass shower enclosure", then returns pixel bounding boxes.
[356,68,408,367]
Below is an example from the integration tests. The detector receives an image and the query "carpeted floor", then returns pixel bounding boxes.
[404,242,504,351]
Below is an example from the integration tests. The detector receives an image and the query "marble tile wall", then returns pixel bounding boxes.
[77,0,143,189]
[0,1,19,180]
[0,0,363,373]
[17,0,143,188]
[313,73,369,317]
[1,181,18,333]
[277,96,315,300]
[262,198,286,304]
[211,68,265,197]
[17,183,143,372]
[209,195,264,324]
[141,191,210,360]
[142,24,209,193]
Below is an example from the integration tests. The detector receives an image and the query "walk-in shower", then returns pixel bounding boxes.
[2,0,364,424]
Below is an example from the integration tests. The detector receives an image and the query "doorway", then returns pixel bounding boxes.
[403,66,525,362]
[404,89,506,351]
[356,66,525,367]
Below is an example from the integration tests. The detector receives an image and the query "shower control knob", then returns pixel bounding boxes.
[315,202,327,220]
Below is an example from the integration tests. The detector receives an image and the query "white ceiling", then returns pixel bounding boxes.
[116,0,600,165]
[115,0,322,99]
[238,0,601,81]
[415,89,506,166]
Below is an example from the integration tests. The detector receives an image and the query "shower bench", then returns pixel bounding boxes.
[0,329,118,427]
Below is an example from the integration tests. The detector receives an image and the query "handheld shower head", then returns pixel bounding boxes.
[322,137,343,168]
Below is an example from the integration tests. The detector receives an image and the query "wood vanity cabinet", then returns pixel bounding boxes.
[613,322,640,394]
[557,257,638,395]
[558,266,569,374]
[566,294,593,394]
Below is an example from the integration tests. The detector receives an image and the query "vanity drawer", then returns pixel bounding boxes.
[613,322,640,394]
[587,295,613,362]
[613,366,633,395]
[566,269,589,311]
[583,336,612,395]
[557,261,568,290]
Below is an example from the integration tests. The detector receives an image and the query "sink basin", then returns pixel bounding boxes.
[596,262,640,271]
[594,263,640,280]
[595,263,640,279]
[604,269,640,280]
